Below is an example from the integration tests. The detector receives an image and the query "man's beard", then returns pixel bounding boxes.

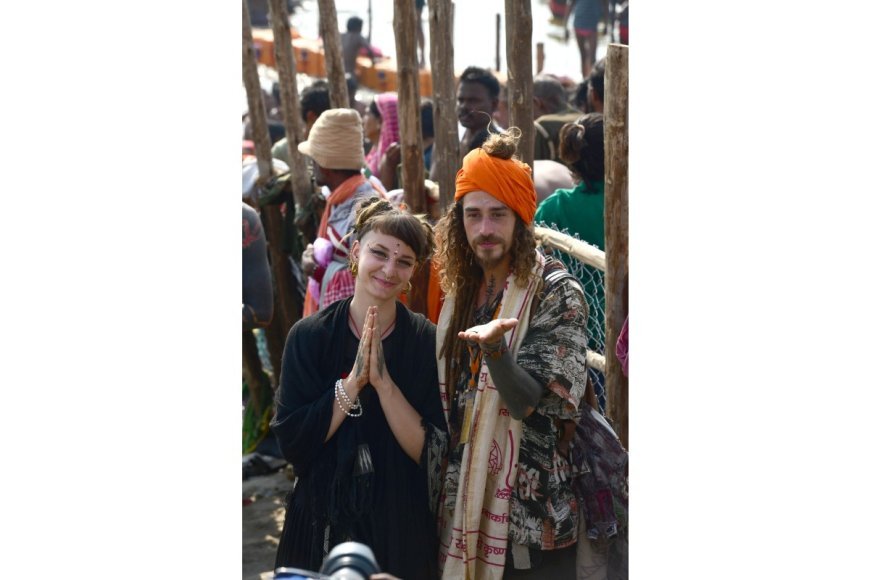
[472,236,510,270]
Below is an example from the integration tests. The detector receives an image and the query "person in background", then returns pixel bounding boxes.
[430,67,503,184]
[615,0,628,44]
[456,66,503,156]
[534,112,607,412]
[243,202,274,330]
[341,16,378,96]
[532,74,580,162]
[363,93,400,182]
[566,0,603,78]
[271,80,331,165]
[375,97,437,192]
[272,198,447,579]
[532,158,576,205]
[586,58,605,113]
[571,78,589,114]
[298,109,386,316]
[534,113,605,250]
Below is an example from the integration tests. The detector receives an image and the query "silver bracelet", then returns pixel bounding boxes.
[335,378,362,417]
[336,378,360,410]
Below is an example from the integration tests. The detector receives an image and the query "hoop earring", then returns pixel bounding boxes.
[349,260,358,277]
[404,280,413,295]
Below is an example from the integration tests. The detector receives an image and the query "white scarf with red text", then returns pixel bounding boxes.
[435,253,544,580]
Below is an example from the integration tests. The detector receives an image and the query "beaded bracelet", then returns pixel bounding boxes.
[337,378,360,410]
[335,378,361,411]
[335,378,362,417]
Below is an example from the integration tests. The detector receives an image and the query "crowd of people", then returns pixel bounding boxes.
[241,7,628,580]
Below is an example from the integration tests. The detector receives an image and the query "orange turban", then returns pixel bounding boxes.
[454,148,537,225]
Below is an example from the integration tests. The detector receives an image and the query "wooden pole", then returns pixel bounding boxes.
[536,42,544,74]
[244,0,297,381]
[242,330,268,415]
[317,0,350,109]
[394,0,428,315]
[269,0,313,212]
[243,1,274,184]
[367,0,373,43]
[604,43,629,449]
[428,0,460,213]
[495,13,501,72]
[504,0,534,165]
[393,0,425,215]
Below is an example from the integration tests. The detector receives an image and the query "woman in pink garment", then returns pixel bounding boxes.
[363,92,400,180]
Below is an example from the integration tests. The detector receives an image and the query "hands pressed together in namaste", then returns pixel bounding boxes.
[346,305,396,395]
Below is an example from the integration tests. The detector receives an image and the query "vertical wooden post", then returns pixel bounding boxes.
[367,0,373,43]
[244,0,297,382]
[269,0,312,213]
[495,13,501,72]
[394,0,429,316]
[242,330,268,416]
[243,1,274,184]
[504,0,534,166]
[604,43,629,449]
[317,0,350,109]
[536,42,544,74]
[393,0,425,215]
[429,0,460,214]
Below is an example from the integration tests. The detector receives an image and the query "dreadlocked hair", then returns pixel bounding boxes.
[354,196,435,262]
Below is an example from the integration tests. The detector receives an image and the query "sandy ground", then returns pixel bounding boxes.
[242,468,294,580]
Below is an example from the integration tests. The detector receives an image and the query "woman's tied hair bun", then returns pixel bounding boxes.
[354,197,394,232]
[558,112,604,183]
[558,122,588,166]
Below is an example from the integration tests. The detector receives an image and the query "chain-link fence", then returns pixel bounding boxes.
[534,224,608,412]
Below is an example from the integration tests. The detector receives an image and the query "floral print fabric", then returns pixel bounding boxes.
[444,271,589,551]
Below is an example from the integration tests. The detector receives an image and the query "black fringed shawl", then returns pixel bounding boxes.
[271,298,447,579]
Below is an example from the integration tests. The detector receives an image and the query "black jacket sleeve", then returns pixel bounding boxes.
[270,318,337,475]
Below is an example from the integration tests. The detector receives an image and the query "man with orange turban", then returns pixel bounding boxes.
[433,131,592,578]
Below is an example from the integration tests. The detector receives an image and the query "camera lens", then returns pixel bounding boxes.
[274,567,322,579]
[320,542,380,579]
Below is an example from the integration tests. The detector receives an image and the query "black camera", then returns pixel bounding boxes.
[274,541,381,580]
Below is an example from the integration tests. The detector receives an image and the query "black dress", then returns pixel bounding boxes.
[271,298,447,579]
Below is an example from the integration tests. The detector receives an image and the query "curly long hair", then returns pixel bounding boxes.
[433,131,538,396]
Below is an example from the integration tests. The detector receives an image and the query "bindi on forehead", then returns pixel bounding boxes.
[370,241,414,261]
